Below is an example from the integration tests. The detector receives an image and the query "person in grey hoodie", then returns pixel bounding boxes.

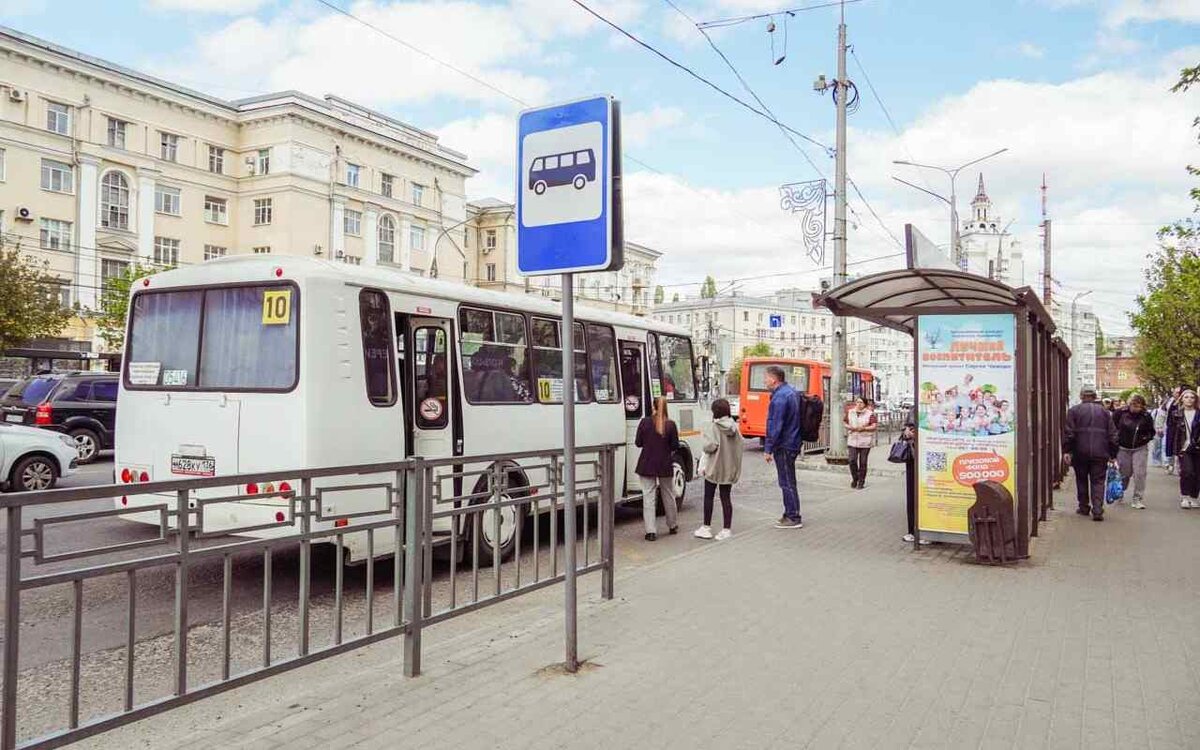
[694,398,745,541]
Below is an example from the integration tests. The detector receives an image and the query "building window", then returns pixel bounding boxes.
[39,218,72,252]
[46,102,69,134]
[100,172,130,230]
[485,229,497,251]
[256,148,270,175]
[410,225,426,252]
[377,214,395,262]
[253,198,272,225]
[345,163,360,187]
[101,259,128,293]
[411,183,424,206]
[153,237,180,267]
[253,246,271,254]
[208,146,224,174]
[107,118,127,149]
[486,263,496,282]
[54,282,71,309]
[40,159,73,193]
[155,185,181,216]
[0,147,5,181]
[204,196,228,224]
[160,132,179,162]
[381,173,393,198]
[742,311,749,322]
[204,244,226,261]
[343,208,361,236]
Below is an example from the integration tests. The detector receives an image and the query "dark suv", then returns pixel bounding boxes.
[1,373,118,464]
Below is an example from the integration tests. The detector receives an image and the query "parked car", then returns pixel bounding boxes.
[0,422,79,492]
[0,372,119,464]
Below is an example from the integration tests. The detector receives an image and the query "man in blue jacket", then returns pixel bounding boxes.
[764,365,804,529]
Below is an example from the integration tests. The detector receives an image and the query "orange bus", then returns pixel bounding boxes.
[736,357,877,440]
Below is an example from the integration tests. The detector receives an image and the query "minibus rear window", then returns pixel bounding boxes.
[125,284,299,391]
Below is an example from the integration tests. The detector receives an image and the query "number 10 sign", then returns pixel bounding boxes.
[515,95,624,276]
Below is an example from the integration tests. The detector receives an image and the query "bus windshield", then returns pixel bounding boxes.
[125,284,299,391]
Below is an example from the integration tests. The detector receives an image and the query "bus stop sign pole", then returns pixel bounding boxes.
[561,272,578,672]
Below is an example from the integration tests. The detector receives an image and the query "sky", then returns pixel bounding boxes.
[3,0,1198,335]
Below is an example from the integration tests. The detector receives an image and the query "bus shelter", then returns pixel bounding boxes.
[817,269,1070,558]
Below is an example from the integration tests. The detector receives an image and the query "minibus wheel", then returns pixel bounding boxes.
[469,469,528,564]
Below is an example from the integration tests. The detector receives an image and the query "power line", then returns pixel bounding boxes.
[848,46,934,195]
[697,0,866,29]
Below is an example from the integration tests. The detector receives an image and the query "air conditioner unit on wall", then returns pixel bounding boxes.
[15,206,33,222]
[8,89,25,103]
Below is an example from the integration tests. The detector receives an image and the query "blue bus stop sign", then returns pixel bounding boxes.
[516,96,622,276]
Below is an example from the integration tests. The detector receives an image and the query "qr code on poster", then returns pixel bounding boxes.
[925,452,947,472]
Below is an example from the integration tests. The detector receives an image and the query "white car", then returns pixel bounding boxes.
[0,422,80,492]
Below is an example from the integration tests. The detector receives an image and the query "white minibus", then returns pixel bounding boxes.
[114,256,709,561]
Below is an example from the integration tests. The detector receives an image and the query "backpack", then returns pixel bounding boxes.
[799,393,824,443]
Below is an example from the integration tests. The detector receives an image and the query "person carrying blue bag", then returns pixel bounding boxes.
[1105,463,1124,504]
[1063,387,1119,521]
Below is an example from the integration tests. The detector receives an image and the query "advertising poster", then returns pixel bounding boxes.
[916,313,1017,536]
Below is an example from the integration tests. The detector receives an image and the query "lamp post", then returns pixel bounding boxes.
[1070,290,1093,401]
[893,148,1008,270]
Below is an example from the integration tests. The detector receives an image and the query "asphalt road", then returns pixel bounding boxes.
[2,446,889,743]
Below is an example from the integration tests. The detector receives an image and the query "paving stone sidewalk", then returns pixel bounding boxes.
[89,464,1200,750]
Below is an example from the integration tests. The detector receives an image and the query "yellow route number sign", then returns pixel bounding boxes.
[262,290,292,325]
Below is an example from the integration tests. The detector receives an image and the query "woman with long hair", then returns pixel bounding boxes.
[635,396,680,541]
[1168,388,1200,509]
[693,398,744,540]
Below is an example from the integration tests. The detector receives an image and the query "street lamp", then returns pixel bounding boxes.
[1070,290,1093,401]
[892,148,1008,270]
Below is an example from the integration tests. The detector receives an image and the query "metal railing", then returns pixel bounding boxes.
[0,444,617,749]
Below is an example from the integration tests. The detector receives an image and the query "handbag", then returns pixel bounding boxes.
[1104,463,1124,504]
[887,438,912,464]
[697,449,712,476]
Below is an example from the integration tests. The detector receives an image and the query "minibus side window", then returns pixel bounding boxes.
[657,334,697,402]
[414,327,448,429]
[531,317,591,404]
[359,289,396,407]
[585,324,619,403]
[458,307,533,404]
[646,334,663,399]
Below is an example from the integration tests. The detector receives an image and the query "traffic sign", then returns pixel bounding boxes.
[769,314,783,328]
[516,95,623,276]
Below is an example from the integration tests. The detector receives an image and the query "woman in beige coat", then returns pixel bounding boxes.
[694,398,745,540]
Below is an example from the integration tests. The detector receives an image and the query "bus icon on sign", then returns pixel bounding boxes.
[529,149,596,195]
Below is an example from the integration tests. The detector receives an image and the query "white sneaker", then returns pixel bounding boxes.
[902,533,916,543]
[693,525,714,540]
[1131,500,1146,509]
[714,528,732,541]
[1181,498,1193,509]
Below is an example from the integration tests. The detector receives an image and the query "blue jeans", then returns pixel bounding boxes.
[773,449,801,522]
[1150,436,1163,466]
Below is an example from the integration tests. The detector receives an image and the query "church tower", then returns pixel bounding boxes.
[960,173,1024,287]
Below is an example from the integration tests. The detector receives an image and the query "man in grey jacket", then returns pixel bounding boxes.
[1063,387,1119,520]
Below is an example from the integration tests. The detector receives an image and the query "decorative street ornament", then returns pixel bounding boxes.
[779,179,827,265]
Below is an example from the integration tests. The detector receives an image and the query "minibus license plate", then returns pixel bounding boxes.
[171,455,216,477]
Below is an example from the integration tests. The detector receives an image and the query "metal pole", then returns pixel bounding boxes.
[827,8,849,463]
[3,506,21,750]
[950,176,961,270]
[403,459,424,677]
[561,271,578,672]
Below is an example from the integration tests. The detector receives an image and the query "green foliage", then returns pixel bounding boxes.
[725,343,773,392]
[653,285,665,304]
[699,275,717,299]
[1129,62,1200,391]
[1095,319,1109,356]
[0,249,73,352]
[95,264,156,351]
[743,342,772,357]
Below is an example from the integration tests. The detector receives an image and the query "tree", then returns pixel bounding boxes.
[724,343,773,393]
[743,342,772,357]
[0,249,73,353]
[653,285,664,304]
[95,263,156,351]
[699,275,717,299]
[1129,61,1200,390]
[1095,320,1109,356]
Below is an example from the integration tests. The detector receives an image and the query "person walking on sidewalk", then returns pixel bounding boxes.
[1063,387,1118,521]
[694,398,744,541]
[1167,388,1200,509]
[899,418,929,545]
[763,365,804,529]
[1114,394,1155,509]
[845,396,877,489]
[635,396,680,541]
[1163,385,1184,475]
[1152,399,1167,467]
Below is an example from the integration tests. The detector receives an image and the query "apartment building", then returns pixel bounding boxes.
[465,197,661,316]
[0,26,474,351]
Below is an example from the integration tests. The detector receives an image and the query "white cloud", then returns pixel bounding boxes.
[161,0,648,107]
[623,105,687,147]
[1017,41,1046,58]
[146,0,268,11]
[1105,0,1200,26]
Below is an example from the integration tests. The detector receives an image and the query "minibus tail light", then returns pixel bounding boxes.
[121,468,132,483]
[35,403,52,425]
[139,471,150,483]
[279,481,293,497]
[246,482,259,495]
[120,496,128,506]
[275,511,286,523]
